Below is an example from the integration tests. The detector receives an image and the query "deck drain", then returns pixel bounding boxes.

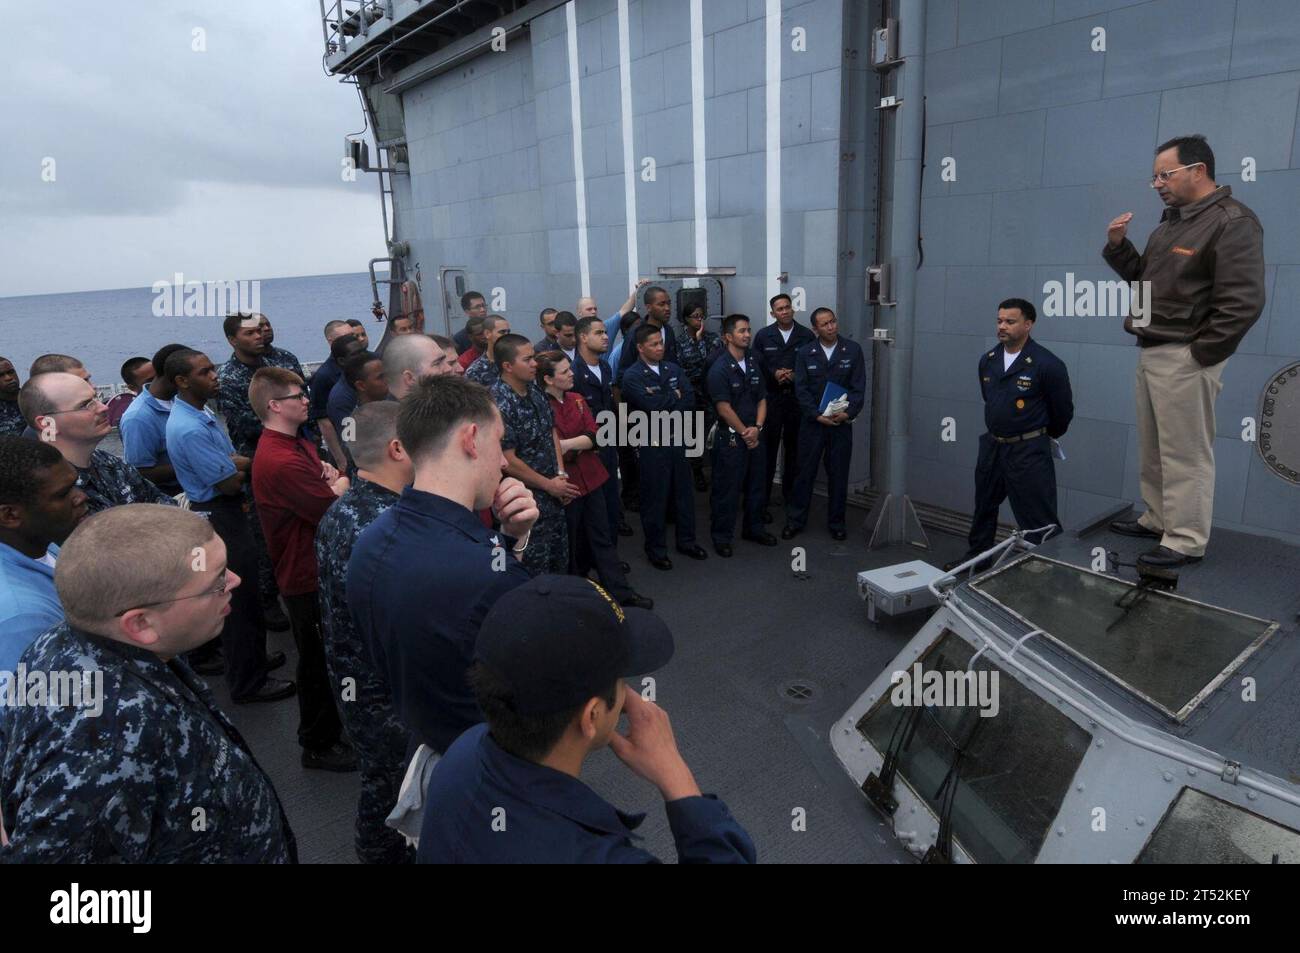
[780,680,818,703]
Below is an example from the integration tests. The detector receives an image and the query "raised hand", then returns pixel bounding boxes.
[493,477,539,539]
[607,689,701,802]
[1107,211,1133,248]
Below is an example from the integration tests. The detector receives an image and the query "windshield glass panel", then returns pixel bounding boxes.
[857,629,1091,863]
[1138,788,1300,863]
[971,555,1277,720]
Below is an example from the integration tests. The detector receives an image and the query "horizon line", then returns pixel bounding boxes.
[0,268,393,303]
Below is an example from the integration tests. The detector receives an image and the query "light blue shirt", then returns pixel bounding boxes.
[605,313,625,385]
[166,399,237,503]
[120,390,173,468]
[0,542,62,675]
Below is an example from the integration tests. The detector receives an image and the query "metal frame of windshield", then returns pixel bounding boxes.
[854,627,1090,864]
[968,553,1281,723]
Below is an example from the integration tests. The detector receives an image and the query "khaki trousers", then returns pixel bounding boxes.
[1134,343,1224,556]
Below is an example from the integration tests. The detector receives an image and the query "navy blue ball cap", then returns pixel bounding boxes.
[475,574,674,715]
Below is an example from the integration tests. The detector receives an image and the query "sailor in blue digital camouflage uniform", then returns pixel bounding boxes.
[257,314,307,380]
[217,312,302,629]
[490,334,572,576]
[218,313,304,458]
[464,315,510,387]
[17,372,177,513]
[417,574,757,864]
[960,298,1074,563]
[0,357,25,437]
[707,315,777,556]
[620,323,709,570]
[675,302,723,492]
[0,505,295,863]
[782,308,867,541]
[316,403,414,863]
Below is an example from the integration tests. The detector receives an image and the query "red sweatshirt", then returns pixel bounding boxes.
[251,429,339,596]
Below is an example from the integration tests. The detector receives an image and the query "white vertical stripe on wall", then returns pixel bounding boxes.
[617,0,640,293]
[565,1,591,298]
[687,0,708,290]
[765,0,782,317]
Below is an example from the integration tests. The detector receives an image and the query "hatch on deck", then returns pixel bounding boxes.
[969,555,1280,722]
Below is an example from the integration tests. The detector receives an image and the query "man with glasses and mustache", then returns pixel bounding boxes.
[1103,135,1265,570]
[0,505,297,863]
[249,367,355,772]
[17,372,176,513]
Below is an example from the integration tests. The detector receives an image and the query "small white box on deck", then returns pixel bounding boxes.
[857,560,944,622]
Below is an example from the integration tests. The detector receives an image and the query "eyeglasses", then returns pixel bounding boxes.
[1149,162,1203,186]
[270,391,310,403]
[46,397,105,415]
[113,569,230,617]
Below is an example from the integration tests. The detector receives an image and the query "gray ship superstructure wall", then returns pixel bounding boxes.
[910,0,1300,544]
[372,0,1299,542]
[389,0,878,481]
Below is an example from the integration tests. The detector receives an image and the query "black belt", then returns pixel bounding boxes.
[990,427,1047,444]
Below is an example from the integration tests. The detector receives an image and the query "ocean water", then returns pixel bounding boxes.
[0,272,390,387]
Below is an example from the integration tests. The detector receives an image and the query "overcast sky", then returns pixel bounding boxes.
[0,1,385,298]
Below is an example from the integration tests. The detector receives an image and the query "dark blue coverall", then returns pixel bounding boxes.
[707,349,767,547]
[785,337,867,534]
[753,320,814,509]
[621,359,698,560]
[966,337,1074,556]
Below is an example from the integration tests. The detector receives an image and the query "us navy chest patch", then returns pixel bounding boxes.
[1016,374,1033,391]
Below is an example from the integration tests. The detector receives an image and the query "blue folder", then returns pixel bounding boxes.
[818,381,848,416]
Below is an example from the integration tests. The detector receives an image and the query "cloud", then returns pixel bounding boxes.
[1,0,386,294]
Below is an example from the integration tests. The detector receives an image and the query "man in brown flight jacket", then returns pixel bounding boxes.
[1103,135,1265,570]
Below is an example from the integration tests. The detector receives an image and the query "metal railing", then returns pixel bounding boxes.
[319,0,393,57]
[96,361,328,426]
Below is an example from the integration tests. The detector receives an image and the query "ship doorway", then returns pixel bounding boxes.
[438,267,468,337]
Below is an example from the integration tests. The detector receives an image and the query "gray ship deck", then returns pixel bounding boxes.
[210,492,1300,863]
[99,423,1300,861]
[212,490,958,864]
